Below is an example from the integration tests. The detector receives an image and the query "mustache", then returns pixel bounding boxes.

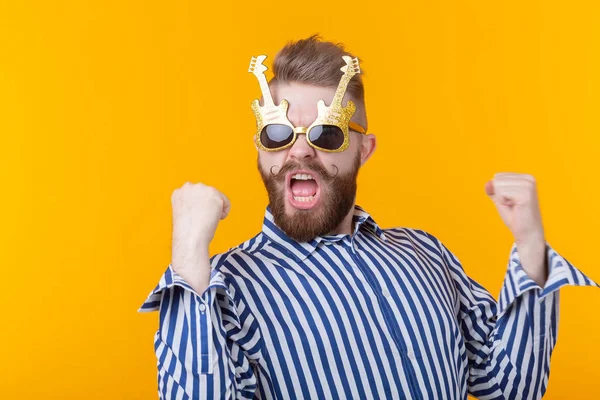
[269,160,339,182]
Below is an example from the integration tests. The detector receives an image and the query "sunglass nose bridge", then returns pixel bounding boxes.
[293,127,308,134]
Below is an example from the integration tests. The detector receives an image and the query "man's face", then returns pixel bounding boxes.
[257,82,369,242]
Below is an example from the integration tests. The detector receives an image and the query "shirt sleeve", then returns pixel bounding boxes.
[440,241,599,400]
[138,256,262,400]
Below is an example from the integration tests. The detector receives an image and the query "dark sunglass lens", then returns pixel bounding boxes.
[260,124,294,149]
[308,125,344,150]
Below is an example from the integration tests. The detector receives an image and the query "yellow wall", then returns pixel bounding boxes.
[1,1,599,398]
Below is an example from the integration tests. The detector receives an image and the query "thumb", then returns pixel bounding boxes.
[485,180,495,197]
[219,192,231,220]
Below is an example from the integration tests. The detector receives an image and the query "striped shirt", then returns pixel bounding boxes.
[139,205,599,399]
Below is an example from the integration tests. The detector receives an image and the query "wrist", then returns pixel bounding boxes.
[515,237,548,287]
[515,232,546,251]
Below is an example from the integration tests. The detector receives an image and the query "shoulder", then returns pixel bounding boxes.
[382,227,466,281]
[210,232,266,265]
[208,232,270,282]
[387,227,466,272]
[383,227,444,254]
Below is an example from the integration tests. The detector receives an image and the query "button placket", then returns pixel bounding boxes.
[347,245,421,398]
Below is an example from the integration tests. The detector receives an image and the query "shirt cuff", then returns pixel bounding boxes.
[498,242,600,315]
[138,263,229,312]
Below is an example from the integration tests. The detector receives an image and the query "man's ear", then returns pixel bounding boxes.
[359,133,377,166]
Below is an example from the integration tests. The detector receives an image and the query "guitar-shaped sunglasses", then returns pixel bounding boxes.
[249,55,367,153]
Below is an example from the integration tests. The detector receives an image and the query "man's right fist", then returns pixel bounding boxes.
[171,182,231,249]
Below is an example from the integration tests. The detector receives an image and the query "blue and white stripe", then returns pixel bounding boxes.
[140,205,599,399]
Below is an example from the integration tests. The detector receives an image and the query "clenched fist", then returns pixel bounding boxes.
[171,182,231,294]
[485,173,544,246]
[485,173,547,286]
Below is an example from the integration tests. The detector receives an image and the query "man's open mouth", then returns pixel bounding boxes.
[286,170,321,209]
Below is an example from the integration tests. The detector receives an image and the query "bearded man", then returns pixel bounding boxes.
[140,35,599,400]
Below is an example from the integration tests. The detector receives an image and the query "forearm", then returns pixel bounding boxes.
[467,289,558,400]
[155,283,232,398]
[147,264,257,399]
[171,239,211,295]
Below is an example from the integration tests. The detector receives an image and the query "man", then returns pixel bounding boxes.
[140,35,598,399]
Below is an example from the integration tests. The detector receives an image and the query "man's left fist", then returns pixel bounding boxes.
[485,172,545,247]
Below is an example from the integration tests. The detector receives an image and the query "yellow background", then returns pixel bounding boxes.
[1,0,599,398]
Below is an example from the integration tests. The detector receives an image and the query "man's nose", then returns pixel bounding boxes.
[288,133,316,161]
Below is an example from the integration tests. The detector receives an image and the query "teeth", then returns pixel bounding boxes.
[293,195,315,202]
[292,173,314,180]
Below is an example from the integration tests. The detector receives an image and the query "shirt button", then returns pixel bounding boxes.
[407,349,416,360]
[382,288,391,298]
[198,304,206,312]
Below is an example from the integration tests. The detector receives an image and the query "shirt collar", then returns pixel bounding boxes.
[261,204,387,262]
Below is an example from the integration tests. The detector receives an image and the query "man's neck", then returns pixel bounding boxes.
[325,201,356,236]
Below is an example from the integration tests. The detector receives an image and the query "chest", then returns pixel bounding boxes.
[242,243,462,362]
[230,244,467,399]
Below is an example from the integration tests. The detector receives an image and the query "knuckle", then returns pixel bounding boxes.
[204,186,221,200]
